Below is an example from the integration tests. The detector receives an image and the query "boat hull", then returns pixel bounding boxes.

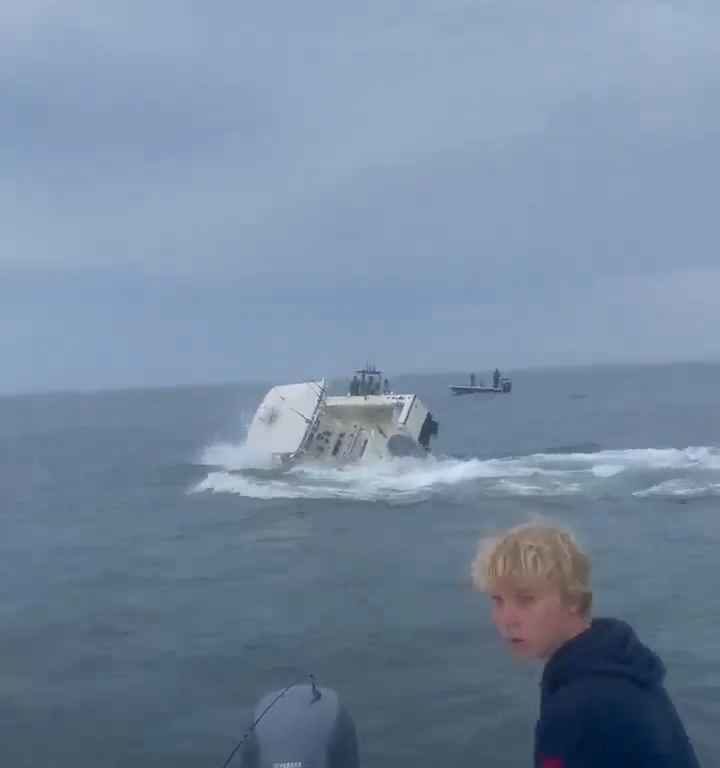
[246,383,438,466]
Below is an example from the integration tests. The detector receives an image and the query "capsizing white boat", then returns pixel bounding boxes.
[245,366,439,466]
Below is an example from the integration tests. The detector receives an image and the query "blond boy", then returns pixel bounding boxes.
[472,523,700,768]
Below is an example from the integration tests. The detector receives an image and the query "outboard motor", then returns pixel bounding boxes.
[239,681,359,768]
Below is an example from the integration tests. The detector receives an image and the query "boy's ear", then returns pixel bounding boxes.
[564,593,582,615]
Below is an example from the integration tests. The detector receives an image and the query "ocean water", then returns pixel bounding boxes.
[1,363,719,766]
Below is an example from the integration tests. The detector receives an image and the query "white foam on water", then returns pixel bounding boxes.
[633,479,720,499]
[191,444,720,503]
[192,470,362,501]
[198,441,276,471]
[531,446,720,472]
[491,479,582,497]
[591,464,626,478]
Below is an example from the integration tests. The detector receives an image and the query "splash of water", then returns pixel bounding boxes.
[191,444,720,503]
[633,479,720,499]
[199,441,277,471]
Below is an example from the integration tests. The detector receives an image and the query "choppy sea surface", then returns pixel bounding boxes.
[1,363,719,766]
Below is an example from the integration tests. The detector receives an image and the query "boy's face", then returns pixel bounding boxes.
[488,577,583,660]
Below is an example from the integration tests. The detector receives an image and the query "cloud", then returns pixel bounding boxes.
[3,1,719,271]
[1,1,719,391]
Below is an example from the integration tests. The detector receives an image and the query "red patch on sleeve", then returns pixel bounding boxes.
[541,759,565,768]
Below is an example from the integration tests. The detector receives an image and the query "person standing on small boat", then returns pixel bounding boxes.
[471,523,701,767]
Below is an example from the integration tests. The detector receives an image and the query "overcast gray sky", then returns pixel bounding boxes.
[3,1,719,393]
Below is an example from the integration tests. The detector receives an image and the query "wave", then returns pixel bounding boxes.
[191,444,720,503]
[633,479,720,500]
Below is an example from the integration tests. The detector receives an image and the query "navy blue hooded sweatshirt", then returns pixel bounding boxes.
[535,618,700,768]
